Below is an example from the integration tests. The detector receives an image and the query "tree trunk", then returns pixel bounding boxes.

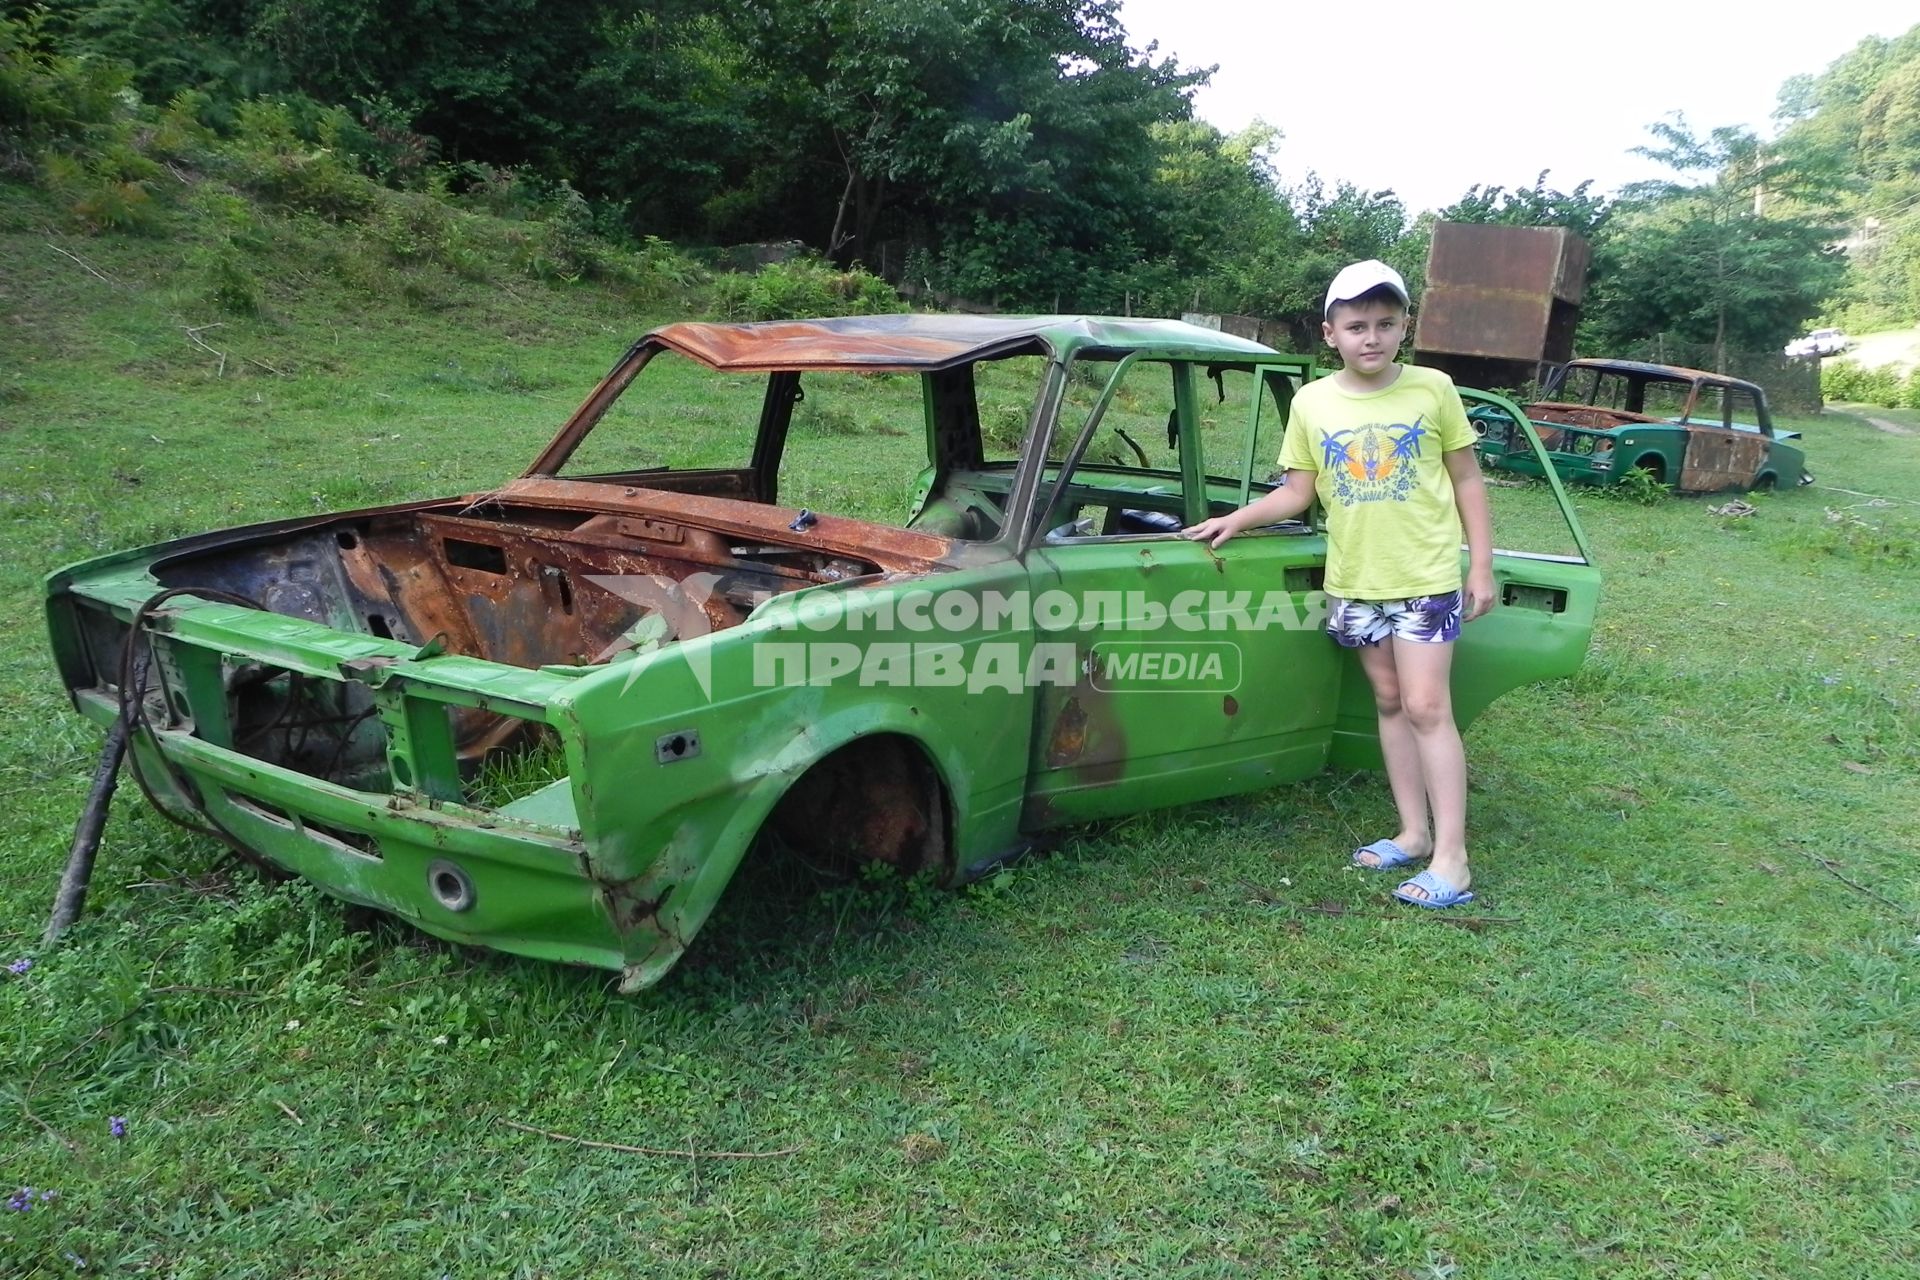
[827,168,856,262]
[848,175,886,271]
[1713,239,1729,374]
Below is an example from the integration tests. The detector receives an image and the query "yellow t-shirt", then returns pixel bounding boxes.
[1277,364,1477,600]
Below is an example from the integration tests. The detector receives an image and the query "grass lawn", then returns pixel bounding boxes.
[3,188,1917,1278]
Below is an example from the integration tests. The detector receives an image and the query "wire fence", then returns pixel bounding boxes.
[1612,334,1824,414]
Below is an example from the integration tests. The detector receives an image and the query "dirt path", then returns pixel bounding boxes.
[1842,327,1920,373]
[1864,415,1916,436]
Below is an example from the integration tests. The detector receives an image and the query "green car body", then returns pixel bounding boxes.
[46,316,1600,991]
[1473,358,1811,493]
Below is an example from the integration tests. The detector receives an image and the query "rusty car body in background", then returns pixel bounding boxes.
[1472,358,1812,493]
[47,315,1600,989]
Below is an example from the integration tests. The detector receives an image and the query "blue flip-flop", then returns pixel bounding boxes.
[1392,868,1475,909]
[1352,838,1419,871]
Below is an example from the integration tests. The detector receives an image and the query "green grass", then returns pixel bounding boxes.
[3,180,1918,1277]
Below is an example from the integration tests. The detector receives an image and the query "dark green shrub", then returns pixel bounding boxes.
[1819,359,1865,402]
[330,94,437,189]
[372,194,463,267]
[0,13,131,155]
[1594,465,1667,506]
[591,234,704,302]
[197,241,261,314]
[710,258,905,321]
[40,148,164,233]
[226,145,375,221]
[149,90,218,164]
[1821,359,1907,408]
[452,163,546,221]
[222,98,377,221]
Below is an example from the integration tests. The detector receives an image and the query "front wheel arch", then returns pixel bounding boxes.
[1631,454,1668,484]
[761,733,953,882]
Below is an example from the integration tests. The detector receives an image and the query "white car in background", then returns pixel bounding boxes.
[1785,328,1849,358]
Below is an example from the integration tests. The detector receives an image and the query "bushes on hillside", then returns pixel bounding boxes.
[3,15,914,320]
[1820,358,1920,409]
[709,258,905,322]
[2,19,710,310]
[0,13,130,164]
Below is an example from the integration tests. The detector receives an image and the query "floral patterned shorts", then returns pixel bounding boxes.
[1325,591,1462,648]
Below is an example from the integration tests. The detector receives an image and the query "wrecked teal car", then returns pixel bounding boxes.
[46,316,1599,989]
[1473,358,1812,493]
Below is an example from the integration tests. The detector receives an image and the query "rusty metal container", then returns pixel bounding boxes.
[1414,224,1590,373]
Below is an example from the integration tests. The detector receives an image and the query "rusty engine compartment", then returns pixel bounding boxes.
[142,482,942,792]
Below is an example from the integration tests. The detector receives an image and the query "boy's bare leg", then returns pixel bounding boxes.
[1387,639,1470,897]
[1354,640,1433,864]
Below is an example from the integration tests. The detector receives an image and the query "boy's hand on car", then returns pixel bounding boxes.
[1181,515,1238,549]
[1463,568,1496,621]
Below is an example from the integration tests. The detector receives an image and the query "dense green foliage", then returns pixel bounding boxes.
[1821,355,1920,408]
[7,3,1920,349]
[1576,118,1847,364]
[4,0,1238,313]
[1775,26,1920,328]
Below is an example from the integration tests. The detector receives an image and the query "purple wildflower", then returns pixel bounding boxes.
[109,1115,127,1139]
[40,1188,58,1202]
[7,1187,33,1212]
[6,957,30,976]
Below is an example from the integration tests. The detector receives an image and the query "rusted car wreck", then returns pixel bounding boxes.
[1473,358,1811,493]
[47,315,1600,990]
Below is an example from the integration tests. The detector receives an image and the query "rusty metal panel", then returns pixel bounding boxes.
[1425,223,1588,302]
[1416,223,1591,363]
[1679,432,1767,492]
[1554,236,1592,304]
[1415,287,1553,360]
[496,476,954,568]
[648,315,1276,373]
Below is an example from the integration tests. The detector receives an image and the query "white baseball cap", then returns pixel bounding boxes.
[1324,259,1410,316]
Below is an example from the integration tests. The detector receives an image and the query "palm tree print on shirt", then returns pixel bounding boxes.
[1318,416,1428,506]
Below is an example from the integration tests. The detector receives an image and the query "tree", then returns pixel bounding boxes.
[1582,202,1844,361]
[1282,178,1414,346]
[567,5,761,236]
[714,0,1208,309]
[1144,118,1298,312]
[118,0,631,172]
[1590,115,1847,369]
[1858,54,1920,180]
[1438,171,1610,240]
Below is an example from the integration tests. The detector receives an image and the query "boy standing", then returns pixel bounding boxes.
[1182,260,1494,908]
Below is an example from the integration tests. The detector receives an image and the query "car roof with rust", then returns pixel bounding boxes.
[1564,358,1766,395]
[642,314,1281,371]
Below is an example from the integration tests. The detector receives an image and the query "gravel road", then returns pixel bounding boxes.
[1838,327,1920,372]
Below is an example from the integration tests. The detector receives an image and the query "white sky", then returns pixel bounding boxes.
[1117,0,1920,213]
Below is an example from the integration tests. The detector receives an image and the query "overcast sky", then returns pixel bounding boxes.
[1116,0,1919,213]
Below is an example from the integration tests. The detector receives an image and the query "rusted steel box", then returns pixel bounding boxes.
[1414,223,1590,365]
